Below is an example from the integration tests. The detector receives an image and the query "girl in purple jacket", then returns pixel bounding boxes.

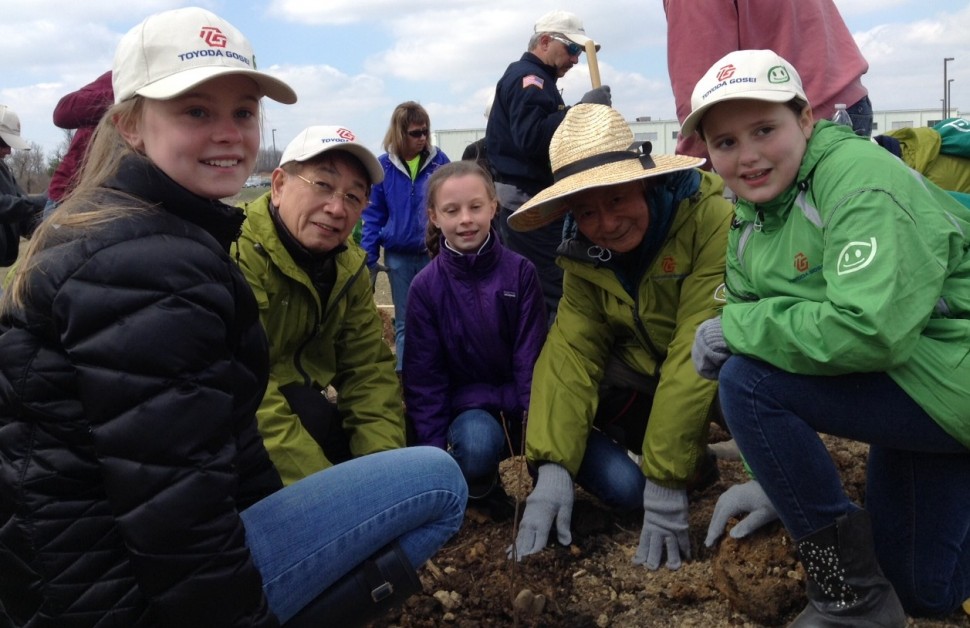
[404,161,547,519]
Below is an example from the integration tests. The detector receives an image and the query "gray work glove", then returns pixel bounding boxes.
[579,85,612,106]
[634,479,690,570]
[704,480,779,547]
[692,317,730,380]
[368,262,388,293]
[508,463,574,561]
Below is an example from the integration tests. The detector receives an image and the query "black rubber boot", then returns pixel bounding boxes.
[790,510,906,627]
[283,542,421,628]
[466,474,516,522]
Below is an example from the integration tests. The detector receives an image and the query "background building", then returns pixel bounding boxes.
[433,108,960,163]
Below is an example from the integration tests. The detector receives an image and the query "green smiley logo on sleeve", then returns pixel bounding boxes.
[836,238,878,276]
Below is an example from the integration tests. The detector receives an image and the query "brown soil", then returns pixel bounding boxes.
[371,430,969,628]
[372,301,965,627]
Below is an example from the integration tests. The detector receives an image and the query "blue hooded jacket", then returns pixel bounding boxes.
[360,146,449,267]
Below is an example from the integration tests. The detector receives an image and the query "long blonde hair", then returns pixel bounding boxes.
[2,99,147,311]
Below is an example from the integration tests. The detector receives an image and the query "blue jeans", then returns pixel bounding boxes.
[448,409,522,495]
[574,428,645,511]
[718,355,970,616]
[384,250,430,371]
[241,447,467,623]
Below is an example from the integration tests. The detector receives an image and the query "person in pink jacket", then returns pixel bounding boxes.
[664,0,872,160]
[46,71,113,212]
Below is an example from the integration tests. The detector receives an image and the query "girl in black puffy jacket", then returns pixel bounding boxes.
[0,8,466,628]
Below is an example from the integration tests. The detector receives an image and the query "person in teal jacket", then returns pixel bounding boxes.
[235,126,406,487]
[874,117,970,203]
[506,104,733,571]
[685,50,970,625]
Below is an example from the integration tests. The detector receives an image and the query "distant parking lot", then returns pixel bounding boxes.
[243,175,270,188]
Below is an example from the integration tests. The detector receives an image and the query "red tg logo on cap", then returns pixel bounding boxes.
[716,64,736,82]
[199,26,227,48]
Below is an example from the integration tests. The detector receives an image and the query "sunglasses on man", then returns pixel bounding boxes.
[408,128,430,138]
[550,35,583,57]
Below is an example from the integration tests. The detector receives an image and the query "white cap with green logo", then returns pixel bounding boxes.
[681,49,808,137]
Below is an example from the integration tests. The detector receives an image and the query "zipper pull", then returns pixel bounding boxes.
[753,209,765,232]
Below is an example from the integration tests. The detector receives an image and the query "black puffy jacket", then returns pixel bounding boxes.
[0,157,283,627]
[0,159,43,266]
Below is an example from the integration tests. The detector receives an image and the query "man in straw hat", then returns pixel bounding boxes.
[507,104,733,571]
[486,10,612,326]
[0,104,45,272]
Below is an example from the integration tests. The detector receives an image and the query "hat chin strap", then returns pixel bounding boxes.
[553,141,656,182]
[586,245,612,262]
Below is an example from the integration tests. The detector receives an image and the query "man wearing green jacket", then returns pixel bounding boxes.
[506,105,732,571]
[235,126,405,485]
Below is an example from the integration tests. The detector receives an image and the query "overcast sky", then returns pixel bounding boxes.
[3,0,969,158]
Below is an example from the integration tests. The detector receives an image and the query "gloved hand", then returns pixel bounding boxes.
[508,463,574,561]
[704,480,779,547]
[579,85,612,106]
[634,479,690,570]
[692,317,730,380]
[368,262,388,293]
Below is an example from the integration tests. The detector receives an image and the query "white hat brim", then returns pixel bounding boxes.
[135,66,297,105]
[563,33,600,51]
[681,89,797,137]
[296,143,384,185]
[0,132,29,150]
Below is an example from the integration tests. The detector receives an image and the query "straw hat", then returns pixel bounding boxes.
[508,104,705,232]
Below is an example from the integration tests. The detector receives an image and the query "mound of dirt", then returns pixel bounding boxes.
[369,432,967,628]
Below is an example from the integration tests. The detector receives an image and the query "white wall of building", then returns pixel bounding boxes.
[433,108,962,163]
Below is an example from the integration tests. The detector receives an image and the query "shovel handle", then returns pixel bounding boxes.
[585,41,601,88]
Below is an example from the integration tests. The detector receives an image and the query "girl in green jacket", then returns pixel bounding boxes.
[687,49,970,625]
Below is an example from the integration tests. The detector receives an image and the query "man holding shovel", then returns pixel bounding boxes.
[486,10,610,326]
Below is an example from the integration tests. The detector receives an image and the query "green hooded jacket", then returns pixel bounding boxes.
[723,121,970,449]
[234,192,405,485]
[525,170,733,488]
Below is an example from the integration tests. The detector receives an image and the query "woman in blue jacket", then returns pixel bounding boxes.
[361,101,450,371]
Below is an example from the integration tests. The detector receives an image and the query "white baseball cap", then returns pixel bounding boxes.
[113,7,296,105]
[279,126,384,184]
[681,49,808,137]
[534,10,600,51]
[0,105,30,150]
